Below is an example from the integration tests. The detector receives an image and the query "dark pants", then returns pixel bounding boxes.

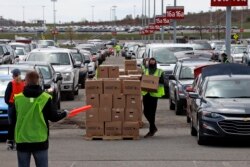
[7,104,15,141]
[143,93,158,132]
[17,149,48,167]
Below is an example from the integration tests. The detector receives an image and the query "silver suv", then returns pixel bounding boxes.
[26,48,79,100]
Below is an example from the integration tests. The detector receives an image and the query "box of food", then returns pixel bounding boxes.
[103,79,121,95]
[85,80,103,94]
[100,94,112,108]
[86,94,99,108]
[105,121,122,136]
[99,108,112,122]
[141,75,159,92]
[123,122,139,136]
[86,122,104,137]
[112,108,125,122]
[122,80,141,95]
[125,60,137,71]
[98,66,109,78]
[109,66,119,78]
[86,108,99,122]
[125,108,139,122]
[113,94,125,108]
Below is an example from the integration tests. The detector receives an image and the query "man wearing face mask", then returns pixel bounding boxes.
[142,57,165,138]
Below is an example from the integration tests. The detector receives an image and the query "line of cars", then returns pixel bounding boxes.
[0,39,110,138]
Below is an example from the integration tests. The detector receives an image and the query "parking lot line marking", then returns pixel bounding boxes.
[222,162,232,167]
[193,161,198,167]
[70,162,76,167]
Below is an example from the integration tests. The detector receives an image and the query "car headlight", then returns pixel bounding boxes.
[202,111,222,118]
[62,72,72,81]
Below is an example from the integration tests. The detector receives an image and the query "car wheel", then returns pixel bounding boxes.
[197,119,206,145]
[169,98,175,110]
[190,117,197,136]
[175,97,183,115]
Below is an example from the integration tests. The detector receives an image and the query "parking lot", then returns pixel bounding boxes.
[1,56,250,167]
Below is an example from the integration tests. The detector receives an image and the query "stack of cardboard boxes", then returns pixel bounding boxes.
[85,61,142,139]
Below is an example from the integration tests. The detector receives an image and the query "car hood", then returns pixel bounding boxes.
[0,98,8,110]
[52,65,73,72]
[207,98,250,113]
[157,63,175,72]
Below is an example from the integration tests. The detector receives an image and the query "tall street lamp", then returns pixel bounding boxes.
[42,6,45,26]
[91,5,95,23]
[22,6,25,23]
[112,5,117,26]
[51,0,57,42]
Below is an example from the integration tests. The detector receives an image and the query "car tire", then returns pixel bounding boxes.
[197,119,207,145]
[175,97,183,115]
[169,98,175,110]
[190,117,197,136]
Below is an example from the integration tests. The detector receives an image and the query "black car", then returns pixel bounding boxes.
[188,64,250,145]
[70,49,89,88]
[18,61,63,109]
[168,59,215,115]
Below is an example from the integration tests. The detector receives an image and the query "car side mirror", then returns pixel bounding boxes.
[243,51,247,54]
[168,75,176,80]
[54,72,63,82]
[4,52,10,56]
[44,84,51,90]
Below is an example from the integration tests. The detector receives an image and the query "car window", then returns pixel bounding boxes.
[37,66,52,79]
[152,48,177,64]
[15,49,25,55]
[28,52,71,65]
[179,66,195,79]
[38,40,55,46]
[0,79,10,97]
[233,47,247,54]
[205,79,250,98]
[167,47,193,52]
[0,46,4,55]
[72,53,83,62]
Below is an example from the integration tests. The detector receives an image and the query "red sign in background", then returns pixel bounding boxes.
[211,0,248,6]
[155,15,170,26]
[148,23,161,31]
[166,6,184,19]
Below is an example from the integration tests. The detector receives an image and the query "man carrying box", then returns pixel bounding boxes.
[142,58,165,138]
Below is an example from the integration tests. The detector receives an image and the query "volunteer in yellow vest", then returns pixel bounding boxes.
[11,71,68,167]
[142,57,165,138]
[114,43,121,57]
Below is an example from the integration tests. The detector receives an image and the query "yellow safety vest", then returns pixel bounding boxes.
[141,69,165,98]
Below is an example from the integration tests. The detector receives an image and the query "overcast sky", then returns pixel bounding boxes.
[0,0,239,23]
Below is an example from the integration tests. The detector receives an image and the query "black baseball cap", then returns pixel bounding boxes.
[11,68,21,77]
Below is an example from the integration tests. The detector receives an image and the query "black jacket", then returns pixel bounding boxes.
[11,85,67,152]
[4,81,13,106]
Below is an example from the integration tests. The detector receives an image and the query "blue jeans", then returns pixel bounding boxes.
[17,149,48,167]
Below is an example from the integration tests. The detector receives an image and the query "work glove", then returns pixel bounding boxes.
[63,109,70,116]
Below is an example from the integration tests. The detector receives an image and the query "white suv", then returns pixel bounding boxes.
[26,48,80,100]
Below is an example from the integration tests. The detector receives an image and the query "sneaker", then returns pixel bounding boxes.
[6,140,16,151]
[144,129,158,138]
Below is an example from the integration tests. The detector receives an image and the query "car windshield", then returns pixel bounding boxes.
[28,52,71,65]
[194,43,212,50]
[167,47,193,52]
[72,53,82,62]
[179,66,195,79]
[0,68,30,80]
[233,47,247,54]
[137,48,145,59]
[152,48,177,64]
[38,40,55,46]
[205,79,250,98]
[0,79,10,97]
[37,66,52,79]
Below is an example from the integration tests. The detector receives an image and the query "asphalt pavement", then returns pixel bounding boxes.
[1,56,250,167]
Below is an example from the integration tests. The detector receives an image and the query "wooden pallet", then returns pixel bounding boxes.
[84,135,140,141]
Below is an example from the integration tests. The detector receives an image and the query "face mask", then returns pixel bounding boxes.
[149,63,156,69]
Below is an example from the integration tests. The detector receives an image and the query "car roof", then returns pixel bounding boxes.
[18,61,51,66]
[178,59,215,66]
[146,43,194,48]
[202,63,250,80]
[31,48,70,53]
[207,75,250,81]
[0,74,12,80]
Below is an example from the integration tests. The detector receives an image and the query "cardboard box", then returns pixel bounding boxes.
[141,75,159,92]
[85,80,103,94]
[109,66,119,78]
[123,80,141,95]
[127,70,142,75]
[86,122,104,137]
[112,108,125,122]
[125,108,139,122]
[86,94,99,107]
[86,108,99,122]
[100,94,112,108]
[128,74,142,80]
[99,108,112,122]
[105,121,122,136]
[126,95,142,110]
[98,66,109,78]
[123,122,139,136]
[119,69,126,75]
[103,79,121,94]
[113,94,125,108]
[125,60,137,71]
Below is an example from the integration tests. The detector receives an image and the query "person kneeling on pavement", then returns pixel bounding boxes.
[11,71,68,167]
[142,58,165,138]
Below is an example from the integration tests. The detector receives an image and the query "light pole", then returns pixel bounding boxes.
[173,0,177,43]
[22,6,25,23]
[133,5,136,19]
[153,0,156,42]
[51,0,57,42]
[112,5,117,26]
[161,0,164,43]
[42,6,45,26]
[91,5,95,23]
